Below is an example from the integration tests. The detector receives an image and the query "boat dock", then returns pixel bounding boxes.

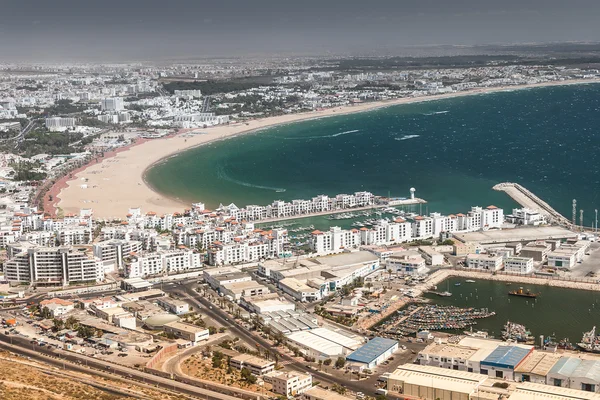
[257,197,427,224]
[493,182,575,229]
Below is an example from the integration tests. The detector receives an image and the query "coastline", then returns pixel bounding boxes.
[55,78,600,219]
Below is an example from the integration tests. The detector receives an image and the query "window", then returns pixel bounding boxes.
[496,371,503,378]
[582,383,595,392]
[468,368,473,373]
[453,365,459,370]
[553,378,562,387]
[480,369,488,375]
[522,374,530,382]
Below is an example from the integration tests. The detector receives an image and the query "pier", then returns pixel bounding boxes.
[493,182,576,229]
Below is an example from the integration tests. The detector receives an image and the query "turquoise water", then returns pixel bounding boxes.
[146,84,600,220]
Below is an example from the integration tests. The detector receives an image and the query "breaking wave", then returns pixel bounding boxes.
[216,165,286,192]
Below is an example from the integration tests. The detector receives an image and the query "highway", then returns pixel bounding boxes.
[0,332,244,400]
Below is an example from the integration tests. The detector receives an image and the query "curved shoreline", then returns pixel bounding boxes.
[56,79,600,219]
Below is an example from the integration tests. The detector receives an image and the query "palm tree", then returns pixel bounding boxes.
[65,316,79,330]
[387,268,393,288]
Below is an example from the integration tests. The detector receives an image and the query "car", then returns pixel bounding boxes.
[118,353,128,357]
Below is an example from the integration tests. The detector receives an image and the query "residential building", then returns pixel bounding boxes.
[101,97,124,111]
[5,242,104,286]
[230,354,275,376]
[39,298,75,317]
[263,371,312,397]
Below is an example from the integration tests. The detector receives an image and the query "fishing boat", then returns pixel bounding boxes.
[502,321,535,343]
[577,326,600,353]
[465,280,476,283]
[454,283,461,286]
[438,291,452,297]
[508,287,539,298]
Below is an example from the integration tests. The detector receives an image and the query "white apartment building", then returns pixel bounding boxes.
[100,97,124,111]
[5,243,104,286]
[505,208,547,226]
[124,250,201,278]
[547,249,578,269]
[466,253,503,271]
[504,257,534,274]
[263,371,312,397]
[310,226,360,254]
[93,239,142,269]
[45,117,76,132]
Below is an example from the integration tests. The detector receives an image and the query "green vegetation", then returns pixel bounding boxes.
[212,351,225,368]
[335,357,346,369]
[240,367,257,384]
[44,99,85,115]
[163,80,271,95]
[20,130,83,157]
[9,161,46,181]
[493,382,510,389]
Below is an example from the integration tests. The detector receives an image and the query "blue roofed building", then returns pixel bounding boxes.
[345,337,399,371]
[480,345,533,380]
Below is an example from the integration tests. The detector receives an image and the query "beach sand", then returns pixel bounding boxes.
[55,79,600,220]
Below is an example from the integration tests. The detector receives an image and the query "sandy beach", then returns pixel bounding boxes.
[55,79,600,220]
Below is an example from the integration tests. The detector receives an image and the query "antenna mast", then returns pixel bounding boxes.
[572,199,577,226]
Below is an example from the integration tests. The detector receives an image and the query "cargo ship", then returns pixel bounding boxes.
[508,287,539,298]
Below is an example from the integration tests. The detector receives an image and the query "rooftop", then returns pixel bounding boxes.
[164,320,209,334]
[510,382,600,400]
[514,351,561,376]
[454,226,577,244]
[481,345,532,369]
[230,354,275,368]
[346,337,398,364]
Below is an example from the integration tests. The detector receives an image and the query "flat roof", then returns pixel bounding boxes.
[511,382,600,400]
[303,387,354,400]
[313,251,379,268]
[481,345,532,369]
[454,226,577,244]
[421,343,478,360]
[279,277,316,292]
[346,337,398,364]
[164,321,209,334]
[390,364,487,394]
[231,354,275,368]
[286,328,361,356]
[223,280,268,293]
[514,351,561,376]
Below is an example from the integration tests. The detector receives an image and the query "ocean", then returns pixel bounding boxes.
[145,83,600,221]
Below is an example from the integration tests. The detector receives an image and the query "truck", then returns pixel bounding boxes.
[375,389,388,396]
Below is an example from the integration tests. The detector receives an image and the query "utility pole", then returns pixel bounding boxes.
[580,209,584,231]
[595,209,598,232]
[572,199,577,226]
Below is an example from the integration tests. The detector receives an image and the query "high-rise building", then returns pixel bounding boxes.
[45,117,76,132]
[100,97,124,111]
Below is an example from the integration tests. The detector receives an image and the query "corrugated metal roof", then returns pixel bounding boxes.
[571,359,600,381]
[548,357,582,377]
[481,345,531,369]
[346,337,398,364]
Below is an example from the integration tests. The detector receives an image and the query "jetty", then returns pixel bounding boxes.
[493,182,575,229]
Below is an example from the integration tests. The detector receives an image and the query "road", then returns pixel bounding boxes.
[0,332,242,400]
[165,282,405,398]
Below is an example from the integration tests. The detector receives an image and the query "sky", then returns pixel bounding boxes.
[1,0,600,61]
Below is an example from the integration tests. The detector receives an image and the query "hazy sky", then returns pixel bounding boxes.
[2,0,600,61]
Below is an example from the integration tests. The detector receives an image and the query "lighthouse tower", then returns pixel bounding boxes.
[410,187,416,200]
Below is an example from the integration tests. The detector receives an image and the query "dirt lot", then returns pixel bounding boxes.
[0,350,182,400]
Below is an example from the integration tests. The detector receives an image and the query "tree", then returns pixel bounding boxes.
[208,326,217,335]
[375,395,388,400]
[240,367,257,384]
[52,318,64,331]
[218,327,226,333]
[40,307,52,319]
[332,384,347,395]
[323,358,332,366]
[212,351,224,368]
[65,316,79,330]
[335,357,346,369]
[318,360,323,370]
[387,268,393,288]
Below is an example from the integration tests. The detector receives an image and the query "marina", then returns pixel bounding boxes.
[423,277,600,344]
[375,304,496,337]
